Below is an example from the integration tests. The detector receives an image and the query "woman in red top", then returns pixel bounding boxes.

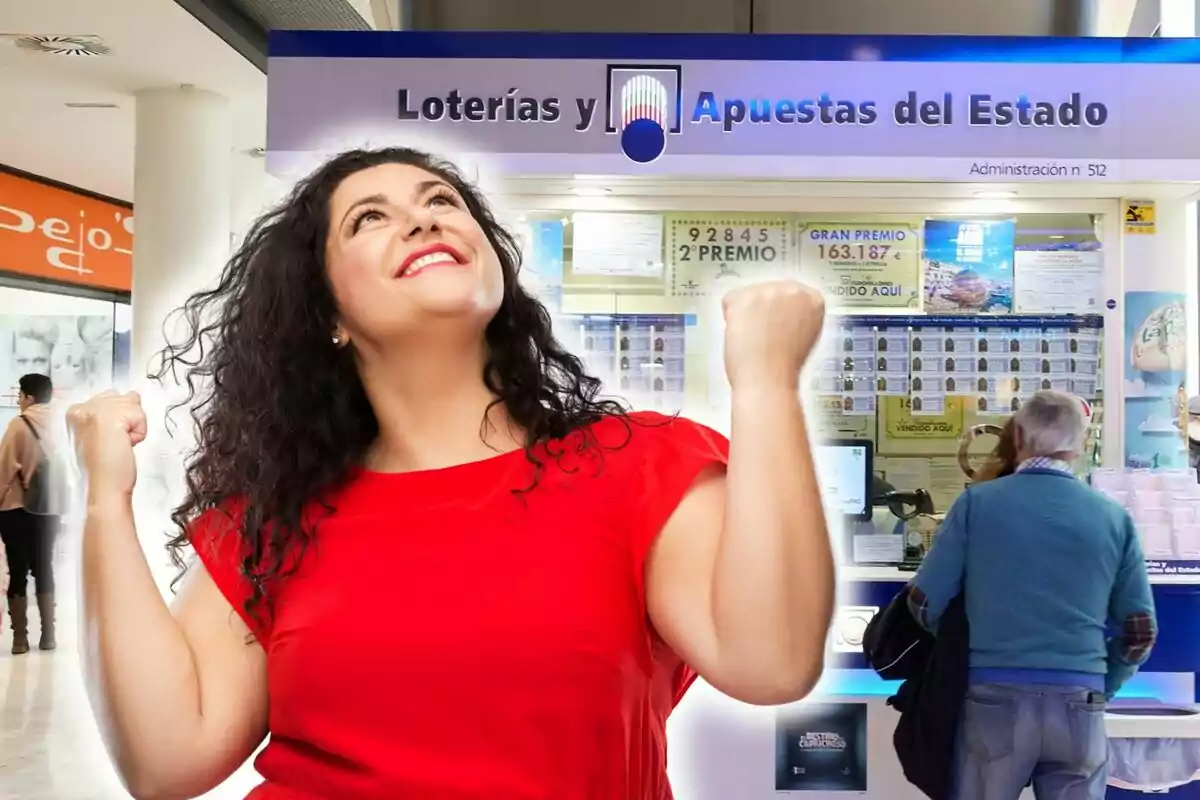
[68,148,833,800]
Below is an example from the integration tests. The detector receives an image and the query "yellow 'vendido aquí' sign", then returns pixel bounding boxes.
[883,396,965,439]
[797,222,921,308]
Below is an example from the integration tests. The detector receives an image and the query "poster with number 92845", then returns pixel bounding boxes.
[665,214,792,299]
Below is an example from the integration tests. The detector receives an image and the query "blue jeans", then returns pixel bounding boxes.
[954,682,1109,800]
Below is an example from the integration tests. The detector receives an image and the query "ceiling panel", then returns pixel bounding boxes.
[0,0,266,200]
[411,0,1091,35]
[410,0,746,33]
[229,0,371,31]
[755,0,1063,35]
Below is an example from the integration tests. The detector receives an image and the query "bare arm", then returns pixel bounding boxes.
[82,498,268,800]
[646,391,833,706]
[647,282,832,706]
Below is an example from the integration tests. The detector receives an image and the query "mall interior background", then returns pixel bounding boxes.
[5,1,1200,799]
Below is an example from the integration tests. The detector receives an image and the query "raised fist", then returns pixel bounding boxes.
[67,390,148,500]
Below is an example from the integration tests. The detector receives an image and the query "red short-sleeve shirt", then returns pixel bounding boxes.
[189,412,728,800]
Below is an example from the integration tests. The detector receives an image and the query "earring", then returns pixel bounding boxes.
[332,334,342,346]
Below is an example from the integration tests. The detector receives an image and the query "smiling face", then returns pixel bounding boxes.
[13,334,51,374]
[324,163,506,347]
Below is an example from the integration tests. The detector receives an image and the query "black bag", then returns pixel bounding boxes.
[21,415,66,516]
[862,585,935,682]
[889,594,969,800]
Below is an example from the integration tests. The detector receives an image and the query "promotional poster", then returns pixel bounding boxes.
[922,219,1015,314]
[1123,291,1188,471]
[0,314,116,407]
[798,222,920,309]
[775,703,869,791]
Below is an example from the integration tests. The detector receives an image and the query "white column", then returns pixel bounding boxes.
[130,86,231,586]
[1158,0,1200,400]
[1120,198,1191,470]
[131,86,232,383]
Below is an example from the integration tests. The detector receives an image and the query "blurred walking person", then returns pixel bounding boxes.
[0,374,65,654]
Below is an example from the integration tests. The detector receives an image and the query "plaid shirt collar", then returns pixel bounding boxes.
[1016,457,1074,474]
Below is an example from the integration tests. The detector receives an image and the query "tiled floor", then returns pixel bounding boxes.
[0,537,262,799]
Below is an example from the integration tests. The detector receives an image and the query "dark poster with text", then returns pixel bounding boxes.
[775,703,868,792]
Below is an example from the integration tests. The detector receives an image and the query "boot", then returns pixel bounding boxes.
[36,594,55,651]
[8,596,29,655]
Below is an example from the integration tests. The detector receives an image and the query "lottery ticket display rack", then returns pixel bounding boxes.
[817,314,1104,421]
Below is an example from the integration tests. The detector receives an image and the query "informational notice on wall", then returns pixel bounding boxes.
[797,222,920,309]
[571,212,664,279]
[664,213,792,299]
[1013,250,1103,314]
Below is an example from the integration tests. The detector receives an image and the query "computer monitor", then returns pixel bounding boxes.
[814,439,874,522]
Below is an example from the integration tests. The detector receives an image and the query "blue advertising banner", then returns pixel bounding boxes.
[1124,291,1187,399]
[922,219,1016,314]
[775,703,868,791]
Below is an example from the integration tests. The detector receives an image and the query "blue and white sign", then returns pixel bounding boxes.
[268,33,1200,181]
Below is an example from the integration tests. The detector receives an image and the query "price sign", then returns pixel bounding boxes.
[798,222,920,308]
[666,214,792,298]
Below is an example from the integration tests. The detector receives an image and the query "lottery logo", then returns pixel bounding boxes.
[619,75,669,163]
[605,65,683,164]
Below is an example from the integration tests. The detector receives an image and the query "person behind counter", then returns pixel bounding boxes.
[972,418,1017,483]
[909,389,1156,800]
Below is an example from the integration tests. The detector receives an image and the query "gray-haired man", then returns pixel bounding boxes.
[910,390,1156,799]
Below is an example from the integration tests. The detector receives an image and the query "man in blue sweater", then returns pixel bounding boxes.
[910,390,1156,800]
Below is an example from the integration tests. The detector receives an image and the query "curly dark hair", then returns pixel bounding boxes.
[154,147,628,622]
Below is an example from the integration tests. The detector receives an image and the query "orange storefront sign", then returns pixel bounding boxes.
[0,167,133,292]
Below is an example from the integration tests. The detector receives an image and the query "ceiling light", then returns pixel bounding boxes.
[973,190,1017,199]
[64,101,119,109]
[1048,234,1066,239]
[570,186,611,197]
[12,35,110,56]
